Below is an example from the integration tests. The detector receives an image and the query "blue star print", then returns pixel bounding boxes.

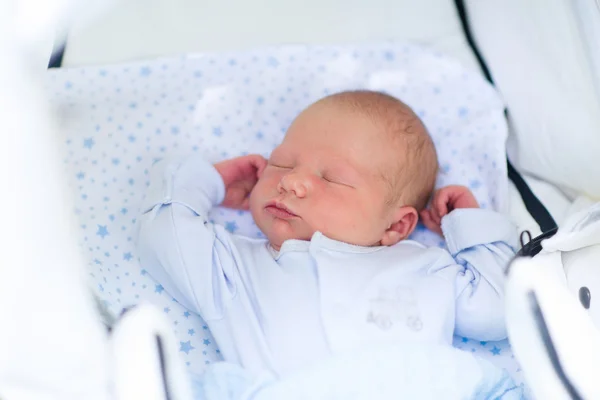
[83,138,95,149]
[225,221,238,233]
[469,180,482,190]
[212,127,222,136]
[155,284,164,294]
[139,66,152,76]
[490,346,501,356]
[179,341,195,354]
[76,172,85,180]
[183,311,191,318]
[203,339,211,346]
[96,225,109,239]
[188,329,195,336]
[123,252,133,261]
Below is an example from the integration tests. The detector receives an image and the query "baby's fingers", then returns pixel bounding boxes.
[420,209,442,236]
[433,190,450,220]
[248,154,268,177]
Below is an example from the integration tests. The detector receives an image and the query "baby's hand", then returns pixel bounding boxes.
[419,185,479,236]
[214,154,267,210]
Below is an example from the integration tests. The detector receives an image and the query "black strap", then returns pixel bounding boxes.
[507,161,557,234]
[48,41,66,69]
[454,0,558,242]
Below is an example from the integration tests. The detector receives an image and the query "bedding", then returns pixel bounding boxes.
[46,41,525,389]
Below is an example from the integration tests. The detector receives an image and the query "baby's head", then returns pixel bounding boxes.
[249,90,438,250]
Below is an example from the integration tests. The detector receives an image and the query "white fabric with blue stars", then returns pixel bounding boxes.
[46,42,524,389]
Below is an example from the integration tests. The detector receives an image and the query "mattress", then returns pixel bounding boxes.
[45,41,536,395]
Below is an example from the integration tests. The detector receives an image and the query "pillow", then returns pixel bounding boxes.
[46,42,510,375]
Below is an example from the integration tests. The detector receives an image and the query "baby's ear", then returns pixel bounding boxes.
[380,206,419,246]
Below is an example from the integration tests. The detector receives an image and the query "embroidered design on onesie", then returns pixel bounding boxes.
[366,286,423,332]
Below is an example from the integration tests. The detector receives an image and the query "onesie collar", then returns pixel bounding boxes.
[268,231,387,259]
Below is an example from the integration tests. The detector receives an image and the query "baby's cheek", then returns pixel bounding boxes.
[255,174,277,192]
[333,198,365,229]
[351,202,386,234]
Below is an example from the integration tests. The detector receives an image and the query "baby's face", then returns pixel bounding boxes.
[249,104,399,250]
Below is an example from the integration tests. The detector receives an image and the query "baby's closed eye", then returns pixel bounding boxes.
[268,161,292,169]
[322,174,338,183]
[322,173,354,188]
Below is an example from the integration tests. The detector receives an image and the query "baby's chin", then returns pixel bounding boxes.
[264,227,313,251]
[266,231,299,251]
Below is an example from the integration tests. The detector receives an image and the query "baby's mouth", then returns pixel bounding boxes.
[265,201,299,219]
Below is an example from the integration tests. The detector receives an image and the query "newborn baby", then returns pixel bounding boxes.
[137,90,517,376]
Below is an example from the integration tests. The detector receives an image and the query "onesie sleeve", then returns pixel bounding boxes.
[136,155,244,320]
[439,208,518,341]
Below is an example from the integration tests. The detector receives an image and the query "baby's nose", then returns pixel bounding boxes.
[278,172,309,198]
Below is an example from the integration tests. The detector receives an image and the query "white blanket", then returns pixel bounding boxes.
[191,343,523,400]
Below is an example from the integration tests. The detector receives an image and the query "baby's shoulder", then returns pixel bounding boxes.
[211,224,270,251]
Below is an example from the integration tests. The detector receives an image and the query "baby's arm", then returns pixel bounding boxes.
[422,186,517,341]
[136,155,264,320]
[441,208,517,341]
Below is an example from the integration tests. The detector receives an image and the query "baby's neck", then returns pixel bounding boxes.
[270,242,281,252]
